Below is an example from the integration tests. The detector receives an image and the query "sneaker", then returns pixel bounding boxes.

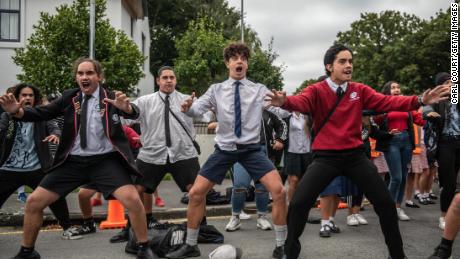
[256,214,273,230]
[11,250,41,259]
[90,198,102,207]
[62,226,83,240]
[155,197,165,207]
[272,245,284,259]
[428,244,452,259]
[354,214,368,225]
[347,215,359,226]
[165,243,200,258]
[225,215,241,232]
[397,208,410,221]
[439,217,445,230]
[137,244,159,259]
[239,211,251,220]
[429,192,438,200]
[329,221,341,233]
[17,192,27,203]
[148,218,159,229]
[110,228,129,243]
[75,221,97,235]
[426,197,436,204]
[319,224,331,238]
[405,200,421,208]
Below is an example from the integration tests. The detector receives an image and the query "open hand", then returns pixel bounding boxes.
[43,134,60,144]
[421,84,451,105]
[266,89,286,107]
[0,93,23,115]
[104,91,132,114]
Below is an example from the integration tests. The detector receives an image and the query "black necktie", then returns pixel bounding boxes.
[164,95,172,147]
[80,94,92,149]
[336,86,344,98]
[234,81,242,138]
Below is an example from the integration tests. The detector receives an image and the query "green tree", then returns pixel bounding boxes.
[174,17,228,95]
[13,0,145,95]
[248,38,285,90]
[336,11,423,90]
[293,78,319,94]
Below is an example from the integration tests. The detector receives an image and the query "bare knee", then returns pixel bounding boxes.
[25,193,48,213]
[452,194,460,210]
[271,185,286,202]
[78,188,96,200]
[188,186,207,204]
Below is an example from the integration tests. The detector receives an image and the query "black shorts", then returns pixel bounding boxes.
[40,152,133,199]
[456,170,460,193]
[0,169,44,207]
[135,157,199,193]
[284,152,313,177]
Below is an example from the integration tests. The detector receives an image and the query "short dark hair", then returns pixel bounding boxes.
[6,86,16,94]
[13,83,42,106]
[435,72,450,86]
[323,44,353,76]
[381,81,397,96]
[157,66,175,77]
[223,43,250,62]
[73,57,104,78]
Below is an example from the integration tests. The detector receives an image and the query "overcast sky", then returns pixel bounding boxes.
[226,0,452,93]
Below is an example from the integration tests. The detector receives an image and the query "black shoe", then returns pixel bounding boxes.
[272,246,285,259]
[306,216,321,224]
[426,197,436,204]
[11,250,41,259]
[137,245,159,259]
[428,244,452,259]
[329,221,341,233]
[405,201,420,208]
[110,228,129,243]
[165,244,200,258]
[429,193,438,200]
[147,218,159,229]
[76,220,97,235]
[319,225,331,238]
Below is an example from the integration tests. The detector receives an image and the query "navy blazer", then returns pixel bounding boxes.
[20,87,141,175]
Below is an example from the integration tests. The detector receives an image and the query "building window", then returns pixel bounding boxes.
[0,0,20,42]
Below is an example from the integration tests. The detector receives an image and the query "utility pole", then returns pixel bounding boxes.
[240,0,244,43]
[89,0,95,59]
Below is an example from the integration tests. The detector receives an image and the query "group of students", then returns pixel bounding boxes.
[0,42,456,259]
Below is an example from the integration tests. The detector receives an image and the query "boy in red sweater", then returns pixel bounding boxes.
[268,44,450,259]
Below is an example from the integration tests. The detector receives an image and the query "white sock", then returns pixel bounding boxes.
[186,228,199,246]
[405,200,413,204]
[329,216,335,222]
[274,224,287,247]
[321,219,330,226]
[414,190,421,195]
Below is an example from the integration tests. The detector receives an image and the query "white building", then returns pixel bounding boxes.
[0,0,154,96]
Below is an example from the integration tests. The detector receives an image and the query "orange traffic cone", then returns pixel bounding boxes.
[99,200,127,229]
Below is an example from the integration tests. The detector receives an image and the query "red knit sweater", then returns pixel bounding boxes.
[282,81,420,151]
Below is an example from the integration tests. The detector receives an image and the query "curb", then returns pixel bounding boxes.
[0,204,262,227]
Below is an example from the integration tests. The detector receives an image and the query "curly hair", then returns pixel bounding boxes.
[223,43,250,62]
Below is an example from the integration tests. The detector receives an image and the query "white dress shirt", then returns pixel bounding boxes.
[132,90,197,164]
[186,78,270,151]
[70,87,114,156]
[288,113,311,154]
[326,77,348,93]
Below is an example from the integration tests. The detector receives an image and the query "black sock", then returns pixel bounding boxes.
[20,246,34,254]
[200,216,207,226]
[83,217,95,225]
[441,237,453,248]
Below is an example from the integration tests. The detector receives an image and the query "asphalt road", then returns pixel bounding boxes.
[0,202,459,259]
